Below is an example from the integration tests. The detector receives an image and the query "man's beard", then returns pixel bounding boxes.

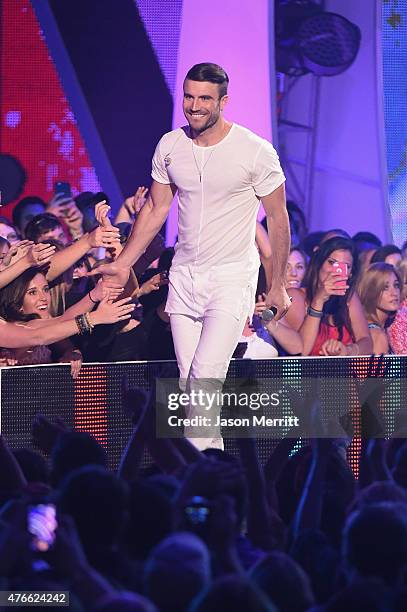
[188,111,220,134]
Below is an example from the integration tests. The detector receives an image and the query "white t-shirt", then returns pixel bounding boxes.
[152,123,285,275]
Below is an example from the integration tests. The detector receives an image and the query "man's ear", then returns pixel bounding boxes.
[220,95,229,111]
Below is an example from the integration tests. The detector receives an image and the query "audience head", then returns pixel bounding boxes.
[396,258,407,302]
[58,465,128,560]
[343,502,407,584]
[371,244,402,267]
[358,262,401,324]
[352,231,382,251]
[0,267,50,323]
[324,578,392,612]
[250,551,315,612]
[300,230,325,257]
[190,575,276,612]
[25,213,68,245]
[13,448,49,484]
[321,228,351,244]
[12,196,46,235]
[51,431,107,487]
[286,247,307,289]
[0,216,20,245]
[144,532,211,612]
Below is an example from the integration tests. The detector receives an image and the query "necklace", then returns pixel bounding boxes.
[191,144,215,182]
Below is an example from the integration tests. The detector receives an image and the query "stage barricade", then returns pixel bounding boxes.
[1,356,406,471]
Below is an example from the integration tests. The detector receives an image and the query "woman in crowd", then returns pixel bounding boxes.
[285,236,372,356]
[285,247,307,290]
[358,262,401,354]
[0,268,134,361]
[370,244,402,267]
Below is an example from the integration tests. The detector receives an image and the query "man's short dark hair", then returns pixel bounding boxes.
[185,63,229,97]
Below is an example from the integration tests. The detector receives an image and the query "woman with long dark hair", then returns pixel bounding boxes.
[284,237,372,356]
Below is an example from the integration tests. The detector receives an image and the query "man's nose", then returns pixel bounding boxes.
[191,98,200,111]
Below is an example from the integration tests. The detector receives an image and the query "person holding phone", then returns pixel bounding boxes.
[284,237,372,356]
[94,62,291,449]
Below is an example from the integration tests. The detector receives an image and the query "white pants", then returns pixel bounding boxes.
[170,308,248,450]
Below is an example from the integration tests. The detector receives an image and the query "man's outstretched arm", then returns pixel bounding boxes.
[118,180,177,268]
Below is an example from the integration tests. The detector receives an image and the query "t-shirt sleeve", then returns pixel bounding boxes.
[252,141,286,198]
[151,137,172,185]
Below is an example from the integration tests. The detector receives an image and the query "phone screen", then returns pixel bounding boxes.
[28,504,57,552]
[333,262,348,288]
[54,181,72,199]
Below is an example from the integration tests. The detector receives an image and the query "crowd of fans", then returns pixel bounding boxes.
[0,189,406,368]
[0,189,406,609]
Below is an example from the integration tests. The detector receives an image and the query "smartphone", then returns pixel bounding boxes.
[27,504,57,552]
[54,181,72,199]
[184,496,210,526]
[333,261,348,288]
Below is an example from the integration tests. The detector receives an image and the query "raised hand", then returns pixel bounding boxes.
[32,414,68,454]
[88,225,120,248]
[138,271,169,297]
[124,186,148,216]
[26,242,56,266]
[91,295,135,325]
[94,201,113,228]
[1,240,33,268]
[316,269,349,302]
[89,277,124,303]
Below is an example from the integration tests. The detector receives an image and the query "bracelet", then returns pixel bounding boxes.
[88,290,98,304]
[307,306,324,319]
[75,314,94,335]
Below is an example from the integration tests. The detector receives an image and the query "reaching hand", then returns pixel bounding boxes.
[138,271,169,297]
[95,201,113,228]
[89,277,124,303]
[88,225,120,248]
[123,186,148,217]
[91,295,135,325]
[1,240,33,268]
[26,242,56,267]
[89,261,131,287]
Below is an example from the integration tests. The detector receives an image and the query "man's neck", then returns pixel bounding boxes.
[191,118,231,147]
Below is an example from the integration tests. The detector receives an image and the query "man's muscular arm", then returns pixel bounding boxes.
[261,183,291,321]
[92,181,176,285]
[118,180,177,268]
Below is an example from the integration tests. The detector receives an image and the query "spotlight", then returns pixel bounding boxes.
[275,0,361,77]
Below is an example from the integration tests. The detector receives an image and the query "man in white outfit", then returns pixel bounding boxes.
[100,63,291,449]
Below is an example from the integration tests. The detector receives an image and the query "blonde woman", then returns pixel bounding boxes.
[358,262,401,354]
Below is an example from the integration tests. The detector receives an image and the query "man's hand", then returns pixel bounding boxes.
[89,261,130,287]
[265,285,292,321]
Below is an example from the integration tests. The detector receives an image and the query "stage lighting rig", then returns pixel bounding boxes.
[275,0,361,77]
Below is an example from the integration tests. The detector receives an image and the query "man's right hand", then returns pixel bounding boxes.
[89,261,131,287]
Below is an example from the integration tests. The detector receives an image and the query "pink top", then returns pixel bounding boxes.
[387,300,407,355]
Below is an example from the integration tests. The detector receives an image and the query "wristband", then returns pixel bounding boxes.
[88,290,99,304]
[307,306,324,319]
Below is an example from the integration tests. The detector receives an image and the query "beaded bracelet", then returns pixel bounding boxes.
[307,306,324,319]
[75,314,93,335]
